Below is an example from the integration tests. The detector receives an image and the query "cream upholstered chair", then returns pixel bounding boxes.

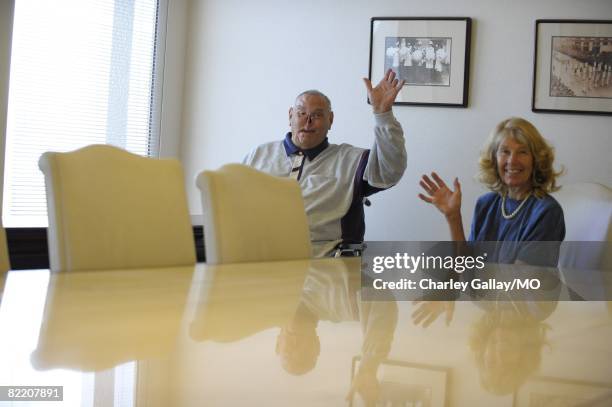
[196,164,312,264]
[39,145,196,272]
[554,183,612,242]
[554,183,612,270]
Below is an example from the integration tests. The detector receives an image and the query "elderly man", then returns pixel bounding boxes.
[243,70,407,257]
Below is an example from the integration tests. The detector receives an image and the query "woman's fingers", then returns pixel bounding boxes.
[421,174,437,192]
[453,177,461,192]
[418,193,433,203]
[419,180,435,195]
[431,172,448,190]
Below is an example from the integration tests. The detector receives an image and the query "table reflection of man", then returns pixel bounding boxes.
[275,260,398,406]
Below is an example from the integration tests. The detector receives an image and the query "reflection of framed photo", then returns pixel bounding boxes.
[369,17,471,107]
[349,357,450,407]
[513,376,612,407]
[532,20,612,115]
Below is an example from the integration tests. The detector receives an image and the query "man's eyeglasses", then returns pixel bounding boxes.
[294,110,327,121]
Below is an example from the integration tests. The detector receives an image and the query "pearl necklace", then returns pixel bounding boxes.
[501,192,531,220]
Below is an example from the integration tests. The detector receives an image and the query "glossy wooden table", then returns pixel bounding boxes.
[0,259,611,407]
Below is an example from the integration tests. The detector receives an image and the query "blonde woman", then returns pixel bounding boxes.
[419,117,565,244]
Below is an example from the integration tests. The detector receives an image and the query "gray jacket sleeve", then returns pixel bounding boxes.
[359,299,398,364]
[363,110,407,188]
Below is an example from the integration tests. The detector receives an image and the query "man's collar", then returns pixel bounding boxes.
[283,132,329,161]
[283,133,329,160]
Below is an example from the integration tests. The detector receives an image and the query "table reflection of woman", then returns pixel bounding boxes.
[418,117,565,246]
[413,294,559,395]
[469,301,555,395]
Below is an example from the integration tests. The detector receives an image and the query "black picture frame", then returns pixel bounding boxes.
[532,19,612,115]
[349,356,450,407]
[513,376,612,407]
[368,17,471,107]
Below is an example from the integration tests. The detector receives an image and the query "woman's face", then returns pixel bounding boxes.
[484,327,521,369]
[496,136,533,194]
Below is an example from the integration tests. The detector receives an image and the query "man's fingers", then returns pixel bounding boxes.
[362,78,373,93]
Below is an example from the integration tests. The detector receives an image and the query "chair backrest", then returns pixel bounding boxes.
[554,183,612,242]
[554,183,612,269]
[196,164,312,264]
[39,144,196,272]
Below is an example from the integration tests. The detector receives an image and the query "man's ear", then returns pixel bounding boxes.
[288,107,294,126]
[329,111,334,128]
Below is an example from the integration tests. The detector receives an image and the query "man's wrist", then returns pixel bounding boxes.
[372,106,391,114]
[373,109,395,125]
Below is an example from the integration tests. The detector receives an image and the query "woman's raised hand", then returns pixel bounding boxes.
[418,172,462,219]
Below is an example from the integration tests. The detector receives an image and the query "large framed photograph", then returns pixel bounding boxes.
[349,357,450,407]
[369,17,471,107]
[532,20,612,115]
[513,376,612,407]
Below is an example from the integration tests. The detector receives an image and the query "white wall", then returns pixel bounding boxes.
[159,0,188,158]
[0,0,15,211]
[178,0,612,240]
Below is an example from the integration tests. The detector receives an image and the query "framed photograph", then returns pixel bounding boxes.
[513,376,612,407]
[349,357,450,407]
[369,17,471,107]
[532,20,612,115]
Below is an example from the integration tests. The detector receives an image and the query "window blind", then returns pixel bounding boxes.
[3,0,164,227]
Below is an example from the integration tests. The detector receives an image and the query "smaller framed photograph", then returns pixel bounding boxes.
[349,357,450,407]
[532,20,612,115]
[513,376,612,407]
[369,17,471,107]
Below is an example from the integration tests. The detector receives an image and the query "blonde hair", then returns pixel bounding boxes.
[470,309,549,395]
[478,117,562,198]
